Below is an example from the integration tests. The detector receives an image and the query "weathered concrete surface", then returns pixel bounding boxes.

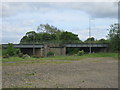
[3,43,109,57]
[2,57,118,88]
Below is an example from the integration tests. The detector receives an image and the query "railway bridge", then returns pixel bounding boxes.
[2,43,109,57]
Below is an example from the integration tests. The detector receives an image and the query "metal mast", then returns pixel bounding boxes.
[89,17,92,54]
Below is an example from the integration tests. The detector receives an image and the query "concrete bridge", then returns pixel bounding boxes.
[2,43,109,57]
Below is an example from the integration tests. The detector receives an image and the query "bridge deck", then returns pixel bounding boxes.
[2,43,109,48]
[65,43,108,48]
[2,44,44,48]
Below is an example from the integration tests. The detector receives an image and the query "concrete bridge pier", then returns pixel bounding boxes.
[43,44,67,56]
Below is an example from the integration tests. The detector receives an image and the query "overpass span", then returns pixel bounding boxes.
[65,43,108,48]
[2,43,109,48]
[2,43,109,56]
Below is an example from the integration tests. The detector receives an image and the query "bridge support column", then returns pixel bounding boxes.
[63,47,66,55]
[44,44,50,57]
[40,47,44,57]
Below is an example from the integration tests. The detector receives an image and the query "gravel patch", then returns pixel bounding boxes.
[2,57,118,88]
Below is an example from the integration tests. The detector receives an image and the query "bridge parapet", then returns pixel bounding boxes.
[2,43,109,48]
[2,44,44,48]
[64,43,109,48]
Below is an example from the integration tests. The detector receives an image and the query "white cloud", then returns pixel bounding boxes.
[50,2,118,18]
[1,2,58,17]
[1,2,118,43]
[1,2,118,18]
[1,0,119,2]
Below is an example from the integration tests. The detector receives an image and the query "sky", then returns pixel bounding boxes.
[0,2,118,44]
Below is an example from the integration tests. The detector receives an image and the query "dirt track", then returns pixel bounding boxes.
[2,57,118,88]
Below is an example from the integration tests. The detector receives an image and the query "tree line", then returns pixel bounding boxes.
[20,24,109,44]
[20,23,119,52]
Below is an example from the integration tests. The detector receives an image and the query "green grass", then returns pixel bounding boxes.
[2,53,118,63]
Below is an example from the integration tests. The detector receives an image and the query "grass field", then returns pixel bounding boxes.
[2,53,118,63]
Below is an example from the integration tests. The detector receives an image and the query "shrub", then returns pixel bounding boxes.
[3,43,23,57]
[6,43,16,56]
[2,49,7,56]
[22,54,30,59]
[3,54,9,58]
[47,52,54,57]
[32,55,40,58]
[18,52,23,57]
[77,50,84,56]
[67,48,79,55]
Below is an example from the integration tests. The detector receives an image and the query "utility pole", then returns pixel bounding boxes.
[33,33,35,55]
[89,17,92,54]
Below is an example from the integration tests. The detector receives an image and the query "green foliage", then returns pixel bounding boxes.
[59,31,81,43]
[84,37,95,43]
[2,43,22,57]
[47,52,54,57]
[6,43,16,56]
[95,39,109,43]
[32,55,40,58]
[107,23,120,52]
[67,48,79,55]
[37,24,61,34]
[20,24,81,44]
[84,37,109,44]
[77,50,84,56]
[22,54,30,59]
[3,53,117,63]
[18,52,23,57]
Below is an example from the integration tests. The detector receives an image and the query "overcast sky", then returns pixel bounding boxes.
[1,2,118,44]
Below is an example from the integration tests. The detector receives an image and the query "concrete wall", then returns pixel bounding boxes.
[44,44,66,56]
[20,48,44,57]
[20,44,108,57]
[20,44,66,57]
[49,47,66,56]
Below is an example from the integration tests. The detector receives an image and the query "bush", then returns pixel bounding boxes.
[22,54,30,59]
[18,52,23,57]
[32,55,40,58]
[3,54,9,58]
[77,50,84,56]
[6,43,16,56]
[47,52,54,57]
[2,49,7,56]
[67,48,79,55]
[3,43,23,57]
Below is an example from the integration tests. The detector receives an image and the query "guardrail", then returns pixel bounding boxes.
[65,43,108,47]
[2,44,44,48]
[2,43,109,48]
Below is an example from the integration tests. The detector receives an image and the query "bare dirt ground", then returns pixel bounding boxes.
[2,57,118,88]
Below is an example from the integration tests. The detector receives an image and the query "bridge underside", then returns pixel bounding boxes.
[2,43,109,57]
[20,48,43,56]
[20,47,66,57]
[66,47,108,55]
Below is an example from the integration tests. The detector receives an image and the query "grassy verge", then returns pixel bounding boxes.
[2,53,118,63]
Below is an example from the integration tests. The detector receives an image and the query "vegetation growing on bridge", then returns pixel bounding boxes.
[20,24,110,44]
[20,24,81,44]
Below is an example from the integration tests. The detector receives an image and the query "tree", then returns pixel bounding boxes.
[3,43,20,57]
[20,24,82,44]
[20,31,36,44]
[96,38,109,43]
[107,23,120,52]
[37,24,61,34]
[59,31,81,43]
[84,37,95,43]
